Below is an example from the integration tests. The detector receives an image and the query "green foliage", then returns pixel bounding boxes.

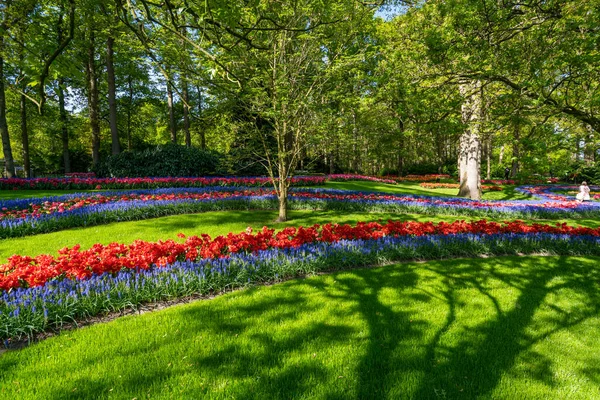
[93,144,222,178]
[565,162,600,184]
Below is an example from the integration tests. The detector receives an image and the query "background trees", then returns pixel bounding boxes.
[0,0,599,197]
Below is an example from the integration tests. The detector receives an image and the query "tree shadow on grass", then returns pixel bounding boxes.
[3,256,599,399]
[32,284,363,399]
[410,256,600,399]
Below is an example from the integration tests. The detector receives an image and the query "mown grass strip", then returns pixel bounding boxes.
[319,181,534,200]
[1,256,598,399]
[3,210,599,263]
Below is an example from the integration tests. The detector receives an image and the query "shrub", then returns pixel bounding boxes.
[94,144,222,177]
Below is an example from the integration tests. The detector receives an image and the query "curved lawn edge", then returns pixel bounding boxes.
[3,187,600,239]
[1,255,599,400]
[3,232,600,343]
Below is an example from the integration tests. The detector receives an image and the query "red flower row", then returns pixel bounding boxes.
[420,183,502,191]
[0,176,326,190]
[2,219,598,292]
[387,174,452,182]
[0,189,269,221]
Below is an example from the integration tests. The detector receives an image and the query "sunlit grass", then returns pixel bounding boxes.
[1,256,598,399]
[319,181,533,201]
[2,209,598,263]
[0,189,105,200]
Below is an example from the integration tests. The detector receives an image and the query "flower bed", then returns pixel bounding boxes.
[3,219,600,341]
[420,183,503,191]
[0,173,405,191]
[388,174,452,182]
[1,187,600,239]
[327,174,397,184]
[64,172,96,178]
[0,176,327,190]
[0,188,270,222]
[482,179,516,185]
[4,218,599,292]
[517,185,600,202]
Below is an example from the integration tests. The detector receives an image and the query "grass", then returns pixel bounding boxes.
[0,189,106,200]
[1,255,599,399]
[0,181,533,201]
[319,181,533,200]
[2,208,599,263]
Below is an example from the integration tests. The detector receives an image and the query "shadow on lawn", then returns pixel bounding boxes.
[322,181,456,198]
[140,209,406,234]
[298,256,600,399]
[7,256,599,399]
[483,186,533,201]
[410,256,600,399]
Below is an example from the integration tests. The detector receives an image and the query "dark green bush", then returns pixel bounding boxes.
[562,161,600,184]
[94,144,222,177]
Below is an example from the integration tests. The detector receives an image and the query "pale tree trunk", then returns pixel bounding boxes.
[87,31,101,166]
[107,36,120,155]
[458,81,483,200]
[498,144,504,165]
[58,78,70,173]
[0,52,15,178]
[167,80,176,143]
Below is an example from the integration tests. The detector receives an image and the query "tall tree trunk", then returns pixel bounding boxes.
[127,75,133,150]
[182,79,190,147]
[352,110,359,172]
[87,31,100,166]
[196,85,205,149]
[58,78,71,173]
[167,80,176,143]
[0,53,15,178]
[499,144,504,165]
[397,116,404,176]
[457,81,483,200]
[20,91,30,177]
[107,36,120,155]
[511,124,520,178]
[277,174,288,222]
[485,134,491,180]
[584,124,595,164]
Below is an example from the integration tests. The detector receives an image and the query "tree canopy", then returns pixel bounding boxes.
[1,0,599,205]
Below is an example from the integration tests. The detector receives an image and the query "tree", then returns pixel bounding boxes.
[457,81,483,199]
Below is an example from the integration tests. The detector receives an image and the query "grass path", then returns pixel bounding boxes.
[0,189,107,200]
[320,181,533,200]
[1,256,598,399]
[2,209,599,263]
[0,181,533,201]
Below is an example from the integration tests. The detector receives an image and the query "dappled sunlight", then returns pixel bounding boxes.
[1,253,599,398]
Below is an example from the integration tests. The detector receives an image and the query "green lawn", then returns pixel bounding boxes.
[0,181,533,201]
[0,189,106,200]
[319,181,533,201]
[1,256,598,399]
[1,181,597,399]
[3,209,599,263]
